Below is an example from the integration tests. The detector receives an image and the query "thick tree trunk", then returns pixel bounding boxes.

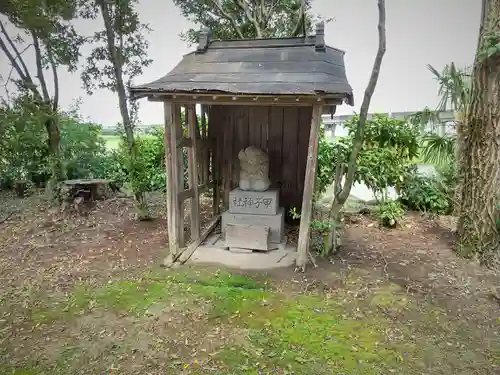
[453,111,464,216]
[456,0,500,267]
[97,0,150,220]
[45,117,66,201]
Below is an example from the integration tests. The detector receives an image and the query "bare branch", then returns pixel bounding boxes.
[209,0,245,39]
[32,32,50,102]
[0,27,29,87]
[235,0,263,38]
[330,0,386,214]
[0,21,32,80]
[0,42,32,94]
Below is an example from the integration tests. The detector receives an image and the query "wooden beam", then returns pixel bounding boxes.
[177,137,192,148]
[177,181,214,202]
[163,214,221,267]
[187,104,201,240]
[178,188,194,202]
[178,215,220,264]
[164,102,183,256]
[147,93,343,107]
[296,104,323,271]
[177,137,214,150]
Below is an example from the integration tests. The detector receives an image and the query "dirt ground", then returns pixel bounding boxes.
[1,190,499,374]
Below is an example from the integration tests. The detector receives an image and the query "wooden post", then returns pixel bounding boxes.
[187,104,201,240]
[201,105,209,185]
[296,104,322,271]
[164,102,183,257]
[175,105,185,247]
[207,105,220,215]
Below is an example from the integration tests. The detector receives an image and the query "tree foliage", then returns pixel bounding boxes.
[81,0,152,96]
[81,0,153,219]
[0,0,86,198]
[0,96,109,189]
[174,0,318,43]
[320,114,419,201]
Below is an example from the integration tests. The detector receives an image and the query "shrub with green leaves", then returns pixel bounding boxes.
[376,199,405,227]
[396,167,451,215]
[318,114,420,202]
[0,99,111,189]
[316,126,338,197]
[60,116,109,180]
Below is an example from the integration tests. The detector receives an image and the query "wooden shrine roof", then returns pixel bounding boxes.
[130,23,354,105]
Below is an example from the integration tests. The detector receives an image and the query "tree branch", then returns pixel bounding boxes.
[257,0,264,23]
[48,51,59,110]
[291,0,306,37]
[0,21,32,79]
[32,32,51,102]
[235,0,263,38]
[209,0,244,39]
[332,0,387,208]
[0,22,40,98]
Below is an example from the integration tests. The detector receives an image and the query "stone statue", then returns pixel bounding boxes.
[238,146,271,191]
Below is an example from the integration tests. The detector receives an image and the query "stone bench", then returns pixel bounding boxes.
[63,179,117,201]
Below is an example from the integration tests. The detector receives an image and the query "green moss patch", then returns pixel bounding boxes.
[2,267,499,375]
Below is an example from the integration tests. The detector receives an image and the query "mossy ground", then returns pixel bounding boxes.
[1,266,498,375]
[1,194,499,374]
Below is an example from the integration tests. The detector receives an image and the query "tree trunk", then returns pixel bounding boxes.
[45,117,66,201]
[97,0,150,220]
[453,110,464,216]
[325,0,386,255]
[456,0,500,267]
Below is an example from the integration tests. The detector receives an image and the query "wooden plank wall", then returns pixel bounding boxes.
[209,105,312,216]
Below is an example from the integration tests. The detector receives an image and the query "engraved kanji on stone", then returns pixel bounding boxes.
[233,197,245,207]
[262,198,272,208]
[243,197,253,207]
[254,196,263,208]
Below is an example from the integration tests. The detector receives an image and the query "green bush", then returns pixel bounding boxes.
[0,98,118,189]
[316,114,420,202]
[60,117,109,180]
[316,126,338,196]
[397,167,451,214]
[376,199,405,227]
[0,97,50,188]
[105,128,176,193]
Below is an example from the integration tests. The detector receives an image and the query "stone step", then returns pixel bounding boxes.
[222,207,284,243]
[225,223,270,251]
[229,188,279,215]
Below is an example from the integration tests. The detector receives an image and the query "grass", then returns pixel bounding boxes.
[0,267,498,374]
[101,134,122,150]
[101,134,156,150]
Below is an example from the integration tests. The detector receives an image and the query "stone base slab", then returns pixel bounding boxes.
[222,207,284,243]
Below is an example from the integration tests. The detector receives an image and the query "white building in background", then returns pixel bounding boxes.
[321,110,456,139]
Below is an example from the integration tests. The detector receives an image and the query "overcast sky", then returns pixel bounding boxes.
[0,0,481,126]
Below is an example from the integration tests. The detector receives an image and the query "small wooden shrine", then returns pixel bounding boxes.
[129,22,353,268]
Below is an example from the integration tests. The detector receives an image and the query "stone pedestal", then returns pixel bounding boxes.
[222,207,284,244]
[229,188,279,215]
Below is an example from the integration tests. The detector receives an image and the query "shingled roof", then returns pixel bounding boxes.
[130,24,354,106]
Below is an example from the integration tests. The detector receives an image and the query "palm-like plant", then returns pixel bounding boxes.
[420,133,456,166]
[427,62,472,114]
[413,63,472,166]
